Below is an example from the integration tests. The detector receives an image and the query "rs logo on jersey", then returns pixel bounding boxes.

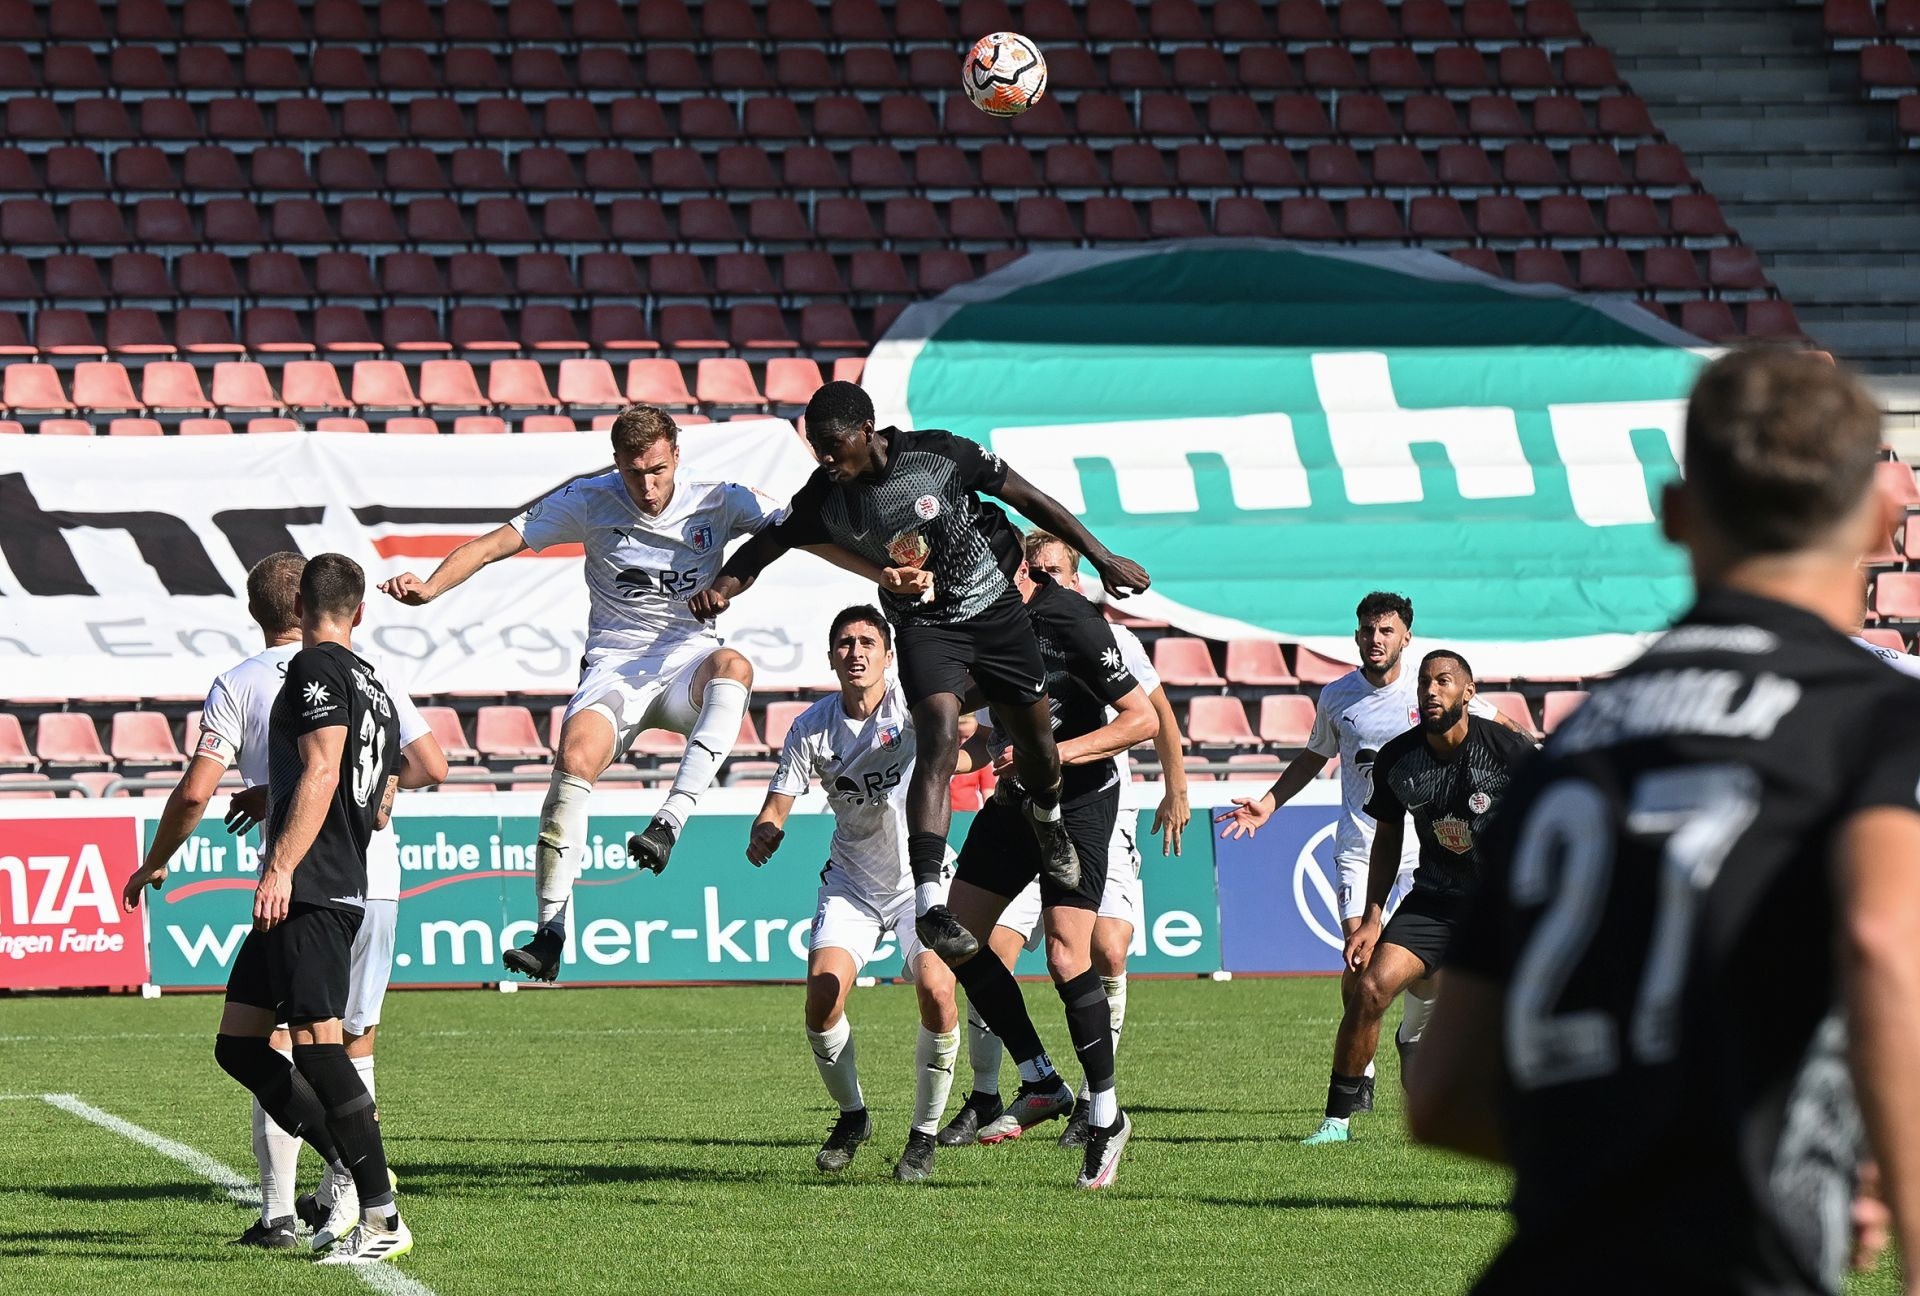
[615,567,702,599]
[831,765,903,804]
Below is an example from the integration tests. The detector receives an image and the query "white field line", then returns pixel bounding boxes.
[33,1093,437,1296]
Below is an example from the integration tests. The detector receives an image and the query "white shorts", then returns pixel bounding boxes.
[342,898,397,1036]
[565,636,720,753]
[810,865,948,981]
[997,819,1143,952]
[1336,852,1419,923]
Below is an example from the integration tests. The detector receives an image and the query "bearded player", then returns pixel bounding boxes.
[1214,592,1510,1114]
[381,404,902,982]
[691,382,1151,967]
[746,606,960,1183]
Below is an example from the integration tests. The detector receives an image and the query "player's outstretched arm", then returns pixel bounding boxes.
[994,466,1150,598]
[121,755,226,911]
[747,791,796,866]
[1146,686,1190,856]
[1055,686,1158,770]
[1838,806,1920,1278]
[253,725,345,931]
[398,731,449,789]
[798,543,933,599]
[1214,750,1328,839]
[379,522,526,606]
[1404,969,1509,1164]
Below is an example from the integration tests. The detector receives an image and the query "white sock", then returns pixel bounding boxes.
[536,771,594,931]
[1016,1054,1053,1085]
[351,1052,375,1103]
[1399,989,1436,1046]
[914,881,943,916]
[913,1026,960,1135]
[967,1006,1002,1095]
[657,677,749,831]
[1364,1059,1376,1080]
[807,1016,864,1113]
[254,1044,301,1223]
[1089,1085,1118,1129]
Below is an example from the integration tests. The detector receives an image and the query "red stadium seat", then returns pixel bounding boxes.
[72,362,144,413]
[1256,695,1317,748]
[1479,691,1541,736]
[108,418,163,437]
[418,359,487,411]
[1577,247,1641,293]
[141,362,213,413]
[1540,690,1590,733]
[1643,247,1706,294]
[1679,299,1740,342]
[281,361,352,413]
[1293,647,1351,686]
[485,360,559,411]
[696,358,767,407]
[475,706,551,760]
[764,356,826,407]
[36,714,113,769]
[111,712,185,769]
[1153,637,1227,686]
[1513,248,1574,288]
[1743,300,1808,341]
[627,358,697,408]
[211,362,284,413]
[1224,640,1299,687]
[0,715,36,771]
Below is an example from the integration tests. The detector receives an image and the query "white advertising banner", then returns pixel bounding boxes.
[0,422,869,700]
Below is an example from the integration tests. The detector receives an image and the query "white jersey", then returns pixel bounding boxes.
[1852,635,1920,679]
[1307,662,1497,866]
[1109,624,1158,814]
[512,471,782,658]
[770,681,916,902]
[195,640,428,902]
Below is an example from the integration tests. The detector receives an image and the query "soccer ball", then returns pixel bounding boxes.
[962,32,1048,118]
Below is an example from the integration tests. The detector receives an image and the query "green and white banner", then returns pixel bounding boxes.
[865,242,1715,677]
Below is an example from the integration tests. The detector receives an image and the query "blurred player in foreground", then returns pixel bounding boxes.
[747,605,960,1183]
[1412,349,1920,1294]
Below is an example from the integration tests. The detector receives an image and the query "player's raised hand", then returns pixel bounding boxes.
[746,821,785,866]
[1214,796,1272,840]
[1095,554,1150,599]
[1154,784,1191,856]
[224,784,269,835]
[1343,916,1381,973]
[380,572,434,605]
[120,859,167,913]
[880,566,934,598]
[253,867,292,931]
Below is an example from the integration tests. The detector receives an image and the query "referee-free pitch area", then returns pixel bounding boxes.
[0,979,1902,1296]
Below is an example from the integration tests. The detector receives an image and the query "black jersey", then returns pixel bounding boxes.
[1364,714,1535,898]
[765,426,1022,626]
[265,642,400,911]
[1449,589,1920,1296]
[987,573,1141,805]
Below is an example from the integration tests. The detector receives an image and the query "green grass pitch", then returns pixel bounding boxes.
[0,978,1903,1295]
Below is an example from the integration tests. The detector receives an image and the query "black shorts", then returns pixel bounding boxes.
[896,589,1047,709]
[1380,887,1466,977]
[226,902,362,1024]
[954,789,1116,912]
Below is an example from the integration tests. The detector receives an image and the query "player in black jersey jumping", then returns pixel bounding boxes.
[1410,350,1920,1295]
[1303,649,1536,1145]
[210,554,414,1266]
[692,382,1151,963]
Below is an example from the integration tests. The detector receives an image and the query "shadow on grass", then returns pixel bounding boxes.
[40,1182,234,1204]
[1195,1194,1506,1214]
[0,1227,233,1263]
[402,1133,816,1150]
[396,1158,786,1195]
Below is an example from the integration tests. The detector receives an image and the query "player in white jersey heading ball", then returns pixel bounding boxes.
[122,552,447,1251]
[941,533,1191,1149]
[1214,592,1508,1114]
[380,406,903,982]
[747,606,961,1182]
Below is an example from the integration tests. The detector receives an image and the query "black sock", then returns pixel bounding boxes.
[1326,1071,1367,1120]
[214,1034,342,1165]
[952,954,1050,1075]
[906,831,947,889]
[292,1042,395,1211]
[1057,969,1115,1097]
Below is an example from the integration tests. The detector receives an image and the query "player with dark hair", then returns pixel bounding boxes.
[690,381,1151,966]
[1411,349,1920,1294]
[123,552,445,1251]
[746,605,961,1182]
[210,553,413,1264]
[381,404,898,982]
[1303,648,1535,1145]
[1214,590,1509,1117]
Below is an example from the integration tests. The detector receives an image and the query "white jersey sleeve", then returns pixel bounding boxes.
[724,482,785,539]
[195,674,245,769]
[1306,683,1342,759]
[769,707,824,799]
[1852,635,1920,679]
[1466,694,1499,720]
[512,477,591,552]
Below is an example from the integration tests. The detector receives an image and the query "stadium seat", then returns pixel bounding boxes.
[557,358,626,411]
[1478,691,1541,736]
[696,357,767,407]
[627,358,697,408]
[1224,640,1299,687]
[180,418,235,436]
[108,418,163,436]
[110,712,185,769]
[760,700,813,752]
[1876,460,1920,506]
[1744,300,1808,341]
[211,362,284,413]
[72,362,144,414]
[36,713,113,769]
[486,360,559,411]
[280,360,353,413]
[1256,694,1317,748]
[1188,697,1260,748]
[475,705,551,761]
[0,714,37,771]
[140,362,213,414]
[1152,637,1227,687]
[419,359,488,411]
[1292,647,1351,686]
[1876,571,1920,620]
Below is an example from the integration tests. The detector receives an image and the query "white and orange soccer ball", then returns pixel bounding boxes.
[962,31,1048,117]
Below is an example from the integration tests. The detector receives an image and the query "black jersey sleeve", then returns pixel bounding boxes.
[916,429,1010,495]
[1363,730,1416,822]
[756,472,832,551]
[1846,684,1920,815]
[283,647,352,737]
[1053,592,1140,707]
